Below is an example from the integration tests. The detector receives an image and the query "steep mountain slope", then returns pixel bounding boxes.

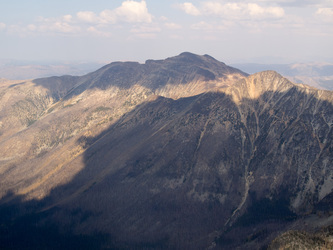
[0,52,246,201]
[0,53,332,249]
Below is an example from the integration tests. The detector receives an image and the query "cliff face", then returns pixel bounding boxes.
[0,53,332,249]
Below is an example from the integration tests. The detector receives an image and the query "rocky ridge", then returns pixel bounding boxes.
[0,53,332,249]
[0,52,246,200]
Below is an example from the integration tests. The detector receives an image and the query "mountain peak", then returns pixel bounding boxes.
[177,51,209,60]
[248,70,295,91]
[223,70,295,102]
[171,52,224,65]
[70,52,248,98]
[179,51,195,56]
[145,52,222,66]
[251,70,284,79]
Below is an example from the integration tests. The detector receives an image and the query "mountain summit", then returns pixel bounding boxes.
[32,51,247,100]
[0,53,332,249]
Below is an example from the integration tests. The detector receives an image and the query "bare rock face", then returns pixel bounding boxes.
[268,227,333,250]
[0,53,332,249]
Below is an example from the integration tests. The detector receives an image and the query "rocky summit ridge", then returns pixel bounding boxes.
[0,52,332,249]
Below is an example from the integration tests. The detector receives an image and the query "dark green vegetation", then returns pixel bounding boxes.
[0,53,332,249]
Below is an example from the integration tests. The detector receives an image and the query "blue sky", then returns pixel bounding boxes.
[1,0,333,64]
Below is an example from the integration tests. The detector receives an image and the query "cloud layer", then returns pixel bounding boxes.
[99,0,152,24]
[0,0,332,63]
[0,23,6,31]
[178,2,285,19]
[1,1,155,37]
[316,7,333,21]
[178,3,201,16]
[1,0,332,38]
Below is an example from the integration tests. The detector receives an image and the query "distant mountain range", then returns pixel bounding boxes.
[0,52,332,249]
[1,58,333,91]
[0,59,105,80]
[232,62,333,90]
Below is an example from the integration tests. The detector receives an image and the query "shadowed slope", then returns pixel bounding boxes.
[0,53,247,201]
[1,71,332,249]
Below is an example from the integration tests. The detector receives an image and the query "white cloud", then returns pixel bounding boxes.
[27,24,37,31]
[265,6,285,18]
[209,0,325,8]
[202,2,241,16]
[169,34,184,40]
[35,16,80,34]
[180,2,285,19]
[191,20,233,31]
[247,3,284,18]
[164,22,182,29]
[316,7,333,19]
[267,0,328,7]
[45,22,80,33]
[315,7,333,24]
[177,3,201,16]
[77,11,98,23]
[159,16,168,22]
[99,10,117,24]
[130,24,160,34]
[87,26,112,37]
[129,23,161,39]
[191,21,214,30]
[178,2,291,34]
[117,0,152,23]
[33,15,80,34]
[0,22,6,31]
[7,24,29,36]
[63,15,73,23]
[132,33,156,39]
[247,3,265,16]
[100,0,153,24]
[160,16,182,30]
[5,1,154,37]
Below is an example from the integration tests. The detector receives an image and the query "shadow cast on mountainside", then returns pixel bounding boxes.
[1,86,333,249]
[0,192,110,249]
